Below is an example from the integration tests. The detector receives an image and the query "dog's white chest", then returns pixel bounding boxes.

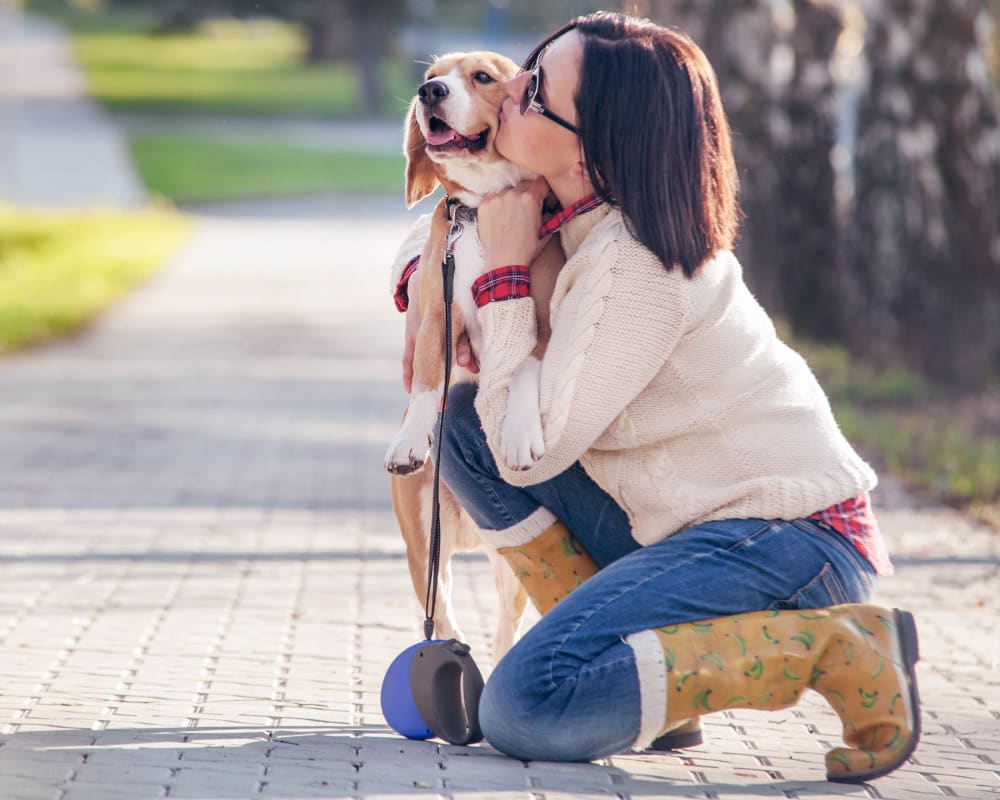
[451,221,486,358]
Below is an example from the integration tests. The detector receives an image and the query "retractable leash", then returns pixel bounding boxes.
[380,200,485,746]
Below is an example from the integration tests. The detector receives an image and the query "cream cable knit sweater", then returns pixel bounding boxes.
[473,204,877,546]
[389,213,433,291]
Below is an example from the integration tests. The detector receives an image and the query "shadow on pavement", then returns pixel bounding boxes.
[0,723,861,797]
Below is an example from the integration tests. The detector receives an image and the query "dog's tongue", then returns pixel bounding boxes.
[427,126,460,146]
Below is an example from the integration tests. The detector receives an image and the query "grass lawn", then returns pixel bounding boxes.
[0,206,189,352]
[129,135,405,204]
[28,2,415,118]
[792,333,1000,529]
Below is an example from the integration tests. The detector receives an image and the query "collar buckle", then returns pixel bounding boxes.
[445,220,464,257]
[446,196,478,225]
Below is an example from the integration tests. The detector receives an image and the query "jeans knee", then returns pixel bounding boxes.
[479,667,575,761]
[478,652,627,762]
[439,381,486,487]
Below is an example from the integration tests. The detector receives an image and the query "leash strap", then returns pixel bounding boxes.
[423,210,463,640]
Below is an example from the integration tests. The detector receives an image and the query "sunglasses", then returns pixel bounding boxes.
[519,63,580,135]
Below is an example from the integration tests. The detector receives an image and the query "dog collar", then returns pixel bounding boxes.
[445,196,478,224]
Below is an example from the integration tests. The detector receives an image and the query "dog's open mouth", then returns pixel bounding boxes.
[426,116,489,152]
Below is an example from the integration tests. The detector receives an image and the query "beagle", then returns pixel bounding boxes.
[384,52,565,658]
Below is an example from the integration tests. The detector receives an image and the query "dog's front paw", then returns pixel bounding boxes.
[500,412,544,471]
[384,429,432,475]
[501,356,544,471]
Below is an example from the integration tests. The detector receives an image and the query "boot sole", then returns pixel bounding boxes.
[647,728,704,751]
[829,608,922,784]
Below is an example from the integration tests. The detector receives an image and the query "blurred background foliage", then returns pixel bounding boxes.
[11,0,1000,525]
[0,204,189,351]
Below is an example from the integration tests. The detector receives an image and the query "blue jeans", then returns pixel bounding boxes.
[438,382,877,761]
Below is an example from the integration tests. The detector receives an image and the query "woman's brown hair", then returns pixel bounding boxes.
[524,12,739,277]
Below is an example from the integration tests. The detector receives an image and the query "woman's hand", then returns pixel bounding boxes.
[402,279,479,394]
[456,335,479,374]
[478,177,552,272]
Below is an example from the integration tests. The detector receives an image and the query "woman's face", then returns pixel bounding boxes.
[496,30,584,180]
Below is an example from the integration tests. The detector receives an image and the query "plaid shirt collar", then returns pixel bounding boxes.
[538,193,604,238]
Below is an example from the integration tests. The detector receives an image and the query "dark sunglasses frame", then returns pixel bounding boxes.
[519,64,580,135]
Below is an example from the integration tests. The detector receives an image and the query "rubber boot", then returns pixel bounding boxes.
[495,521,597,615]
[497,521,702,750]
[649,604,920,782]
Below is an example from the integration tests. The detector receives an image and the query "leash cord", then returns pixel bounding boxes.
[424,219,459,640]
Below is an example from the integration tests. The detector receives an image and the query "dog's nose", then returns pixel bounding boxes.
[418,80,449,104]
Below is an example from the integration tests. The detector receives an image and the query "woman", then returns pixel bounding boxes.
[396,12,919,784]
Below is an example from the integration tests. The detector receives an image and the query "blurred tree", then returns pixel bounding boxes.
[153,0,211,32]
[650,0,1000,385]
[845,0,1000,386]
[142,0,406,116]
[651,1,847,341]
[300,0,406,114]
[771,0,844,342]
[656,0,789,316]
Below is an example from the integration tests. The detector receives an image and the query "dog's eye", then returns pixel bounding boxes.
[473,71,495,84]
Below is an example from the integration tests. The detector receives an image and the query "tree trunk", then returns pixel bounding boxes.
[846,0,1000,386]
[657,0,787,315]
[304,0,398,116]
[770,0,844,342]
[305,0,353,64]
[355,1,382,116]
[152,0,216,34]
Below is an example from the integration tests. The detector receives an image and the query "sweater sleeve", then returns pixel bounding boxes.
[389,213,433,292]
[474,235,692,486]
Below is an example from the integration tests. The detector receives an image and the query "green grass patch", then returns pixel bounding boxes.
[790,331,1000,528]
[0,206,189,352]
[29,2,414,118]
[129,135,404,203]
[833,406,999,517]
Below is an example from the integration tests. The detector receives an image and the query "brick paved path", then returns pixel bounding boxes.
[0,204,998,798]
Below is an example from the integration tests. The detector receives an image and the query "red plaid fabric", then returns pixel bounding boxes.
[471,194,604,309]
[471,265,531,307]
[393,255,421,312]
[809,491,893,575]
[539,193,604,238]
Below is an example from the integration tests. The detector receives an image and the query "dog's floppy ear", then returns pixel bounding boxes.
[404,99,438,208]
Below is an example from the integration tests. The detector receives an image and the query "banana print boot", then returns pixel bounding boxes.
[497,521,703,750]
[631,604,920,782]
[496,521,598,615]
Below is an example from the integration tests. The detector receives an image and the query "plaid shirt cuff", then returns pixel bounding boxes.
[393,256,420,312]
[471,266,531,308]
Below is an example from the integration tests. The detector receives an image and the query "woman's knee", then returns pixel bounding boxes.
[479,660,588,761]
[477,634,640,762]
[478,669,538,759]
[439,381,491,485]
